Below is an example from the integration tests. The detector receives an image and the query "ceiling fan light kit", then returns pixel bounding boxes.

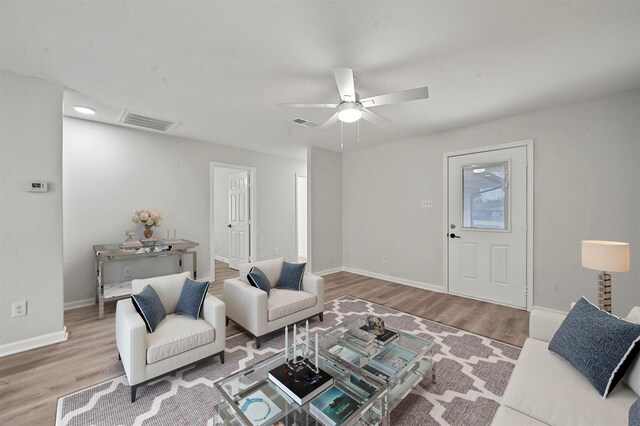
[337,102,362,123]
[278,67,429,145]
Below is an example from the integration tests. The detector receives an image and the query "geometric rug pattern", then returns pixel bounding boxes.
[56,296,520,425]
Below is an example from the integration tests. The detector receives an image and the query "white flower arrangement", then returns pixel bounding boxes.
[132,209,163,227]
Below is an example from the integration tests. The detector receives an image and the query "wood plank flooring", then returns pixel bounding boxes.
[0,261,528,425]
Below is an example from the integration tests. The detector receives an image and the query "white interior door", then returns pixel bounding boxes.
[447,146,528,308]
[228,171,250,270]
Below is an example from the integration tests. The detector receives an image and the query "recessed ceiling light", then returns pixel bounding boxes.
[74,105,96,115]
[473,168,486,174]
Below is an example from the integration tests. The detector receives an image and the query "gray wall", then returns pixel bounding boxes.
[0,71,65,346]
[343,89,640,316]
[308,146,343,273]
[63,117,306,305]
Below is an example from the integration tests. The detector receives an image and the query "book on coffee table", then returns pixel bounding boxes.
[310,386,360,426]
[268,362,334,406]
[368,343,417,377]
[237,390,282,426]
[359,325,398,347]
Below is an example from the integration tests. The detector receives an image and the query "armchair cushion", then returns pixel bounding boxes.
[548,297,640,397]
[175,277,210,319]
[268,289,316,321]
[131,285,166,333]
[276,261,306,291]
[248,267,271,295]
[146,314,215,364]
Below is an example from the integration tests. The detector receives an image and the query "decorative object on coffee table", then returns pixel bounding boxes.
[132,208,163,239]
[581,240,630,313]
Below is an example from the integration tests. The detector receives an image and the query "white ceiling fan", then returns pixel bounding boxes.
[278,68,429,129]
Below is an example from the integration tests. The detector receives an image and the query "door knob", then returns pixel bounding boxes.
[227,224,232,228]
[449,233,461,239]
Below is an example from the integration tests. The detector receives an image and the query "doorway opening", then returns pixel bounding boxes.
[443,140,534,310]
[296,175,308,263]
[210,163,257,280]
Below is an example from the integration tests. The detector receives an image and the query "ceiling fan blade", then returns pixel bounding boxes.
[360,86,429,108]
[317,112,340,130]
[277,103,338,108]
[333,68,356,102]
[361,108,392,128]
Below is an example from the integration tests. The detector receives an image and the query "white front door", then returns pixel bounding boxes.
[228,171,250,270]
[447,146,528,308]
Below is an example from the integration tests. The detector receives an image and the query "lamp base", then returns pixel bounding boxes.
[598,271,612,313]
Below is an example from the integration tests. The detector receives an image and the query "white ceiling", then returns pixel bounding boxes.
[2,1,639,160]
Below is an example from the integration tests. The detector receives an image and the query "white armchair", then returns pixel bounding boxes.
[223,258,324,348]
[116,271,225,402]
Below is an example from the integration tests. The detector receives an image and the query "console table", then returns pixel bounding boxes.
[93,239,199,319]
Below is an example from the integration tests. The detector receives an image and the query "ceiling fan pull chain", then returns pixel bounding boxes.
[340,121,344,149]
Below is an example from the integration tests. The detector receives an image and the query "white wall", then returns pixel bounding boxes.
[213,167,240,261]
[0,71,66,349]
[343,89,640,316]
[308,147,343,274]
[63,117,306,305]
[296,175,308,258]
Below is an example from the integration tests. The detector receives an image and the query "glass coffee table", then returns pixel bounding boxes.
[216,346,385,425]
[317,316,435,423]
[216,316,434,425]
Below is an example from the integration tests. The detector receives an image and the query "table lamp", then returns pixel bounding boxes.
[581,240,630,313]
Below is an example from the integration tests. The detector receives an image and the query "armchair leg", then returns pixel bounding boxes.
[118,351,121,360]
[319,312,324,322]
[219,351,225,364]
[131,385,137,403]
[255,336,262,349]
[226,316,230,326]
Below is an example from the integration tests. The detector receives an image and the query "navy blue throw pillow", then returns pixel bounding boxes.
[630,399,640,426]
[247,266,271,295]
[175,276,210,320]
[548,297,640,397]
[131,284,166,333]
[276,261,306,291]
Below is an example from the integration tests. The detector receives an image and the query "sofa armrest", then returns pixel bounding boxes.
[223,278,268,336]
[202,294,225,342]
[529,309,566,343]
[302,274,325,308]
[115,298,147,385]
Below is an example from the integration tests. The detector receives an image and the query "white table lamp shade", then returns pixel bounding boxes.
[581,240,630,272]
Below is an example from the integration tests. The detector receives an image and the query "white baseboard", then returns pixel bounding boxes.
[0,327,68,357]
[342,267,444,293]
[64,298,95,310]
[214,255,229,263]
[532,305,568,315]
[312,267,344,276]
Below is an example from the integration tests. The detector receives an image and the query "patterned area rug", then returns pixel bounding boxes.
[56,296,519,425]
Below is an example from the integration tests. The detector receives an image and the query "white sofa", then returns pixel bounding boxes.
[492,306,640,425]
[116,271,226,402]
[223,258,324,348]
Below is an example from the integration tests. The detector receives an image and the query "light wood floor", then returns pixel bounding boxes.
[0,261,528,425]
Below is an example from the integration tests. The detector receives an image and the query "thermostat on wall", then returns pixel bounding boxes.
[27,181,48,192]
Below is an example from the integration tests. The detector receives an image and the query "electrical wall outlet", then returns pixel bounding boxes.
[12,301,27,318]
[382,255,388,264]
[421,200,434,208]
[274,248,279,256]
[123,266,132,278]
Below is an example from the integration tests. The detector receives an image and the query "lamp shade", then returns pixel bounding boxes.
[581,240,630,272]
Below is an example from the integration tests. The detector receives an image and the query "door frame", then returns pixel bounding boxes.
[442,139,534,310]
[209,162,257,281]
[294,174,308,262]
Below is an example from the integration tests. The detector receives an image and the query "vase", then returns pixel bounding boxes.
[143,226,153,239]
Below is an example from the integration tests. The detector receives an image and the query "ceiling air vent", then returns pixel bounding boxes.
[118,110,180,132]
[289,117,318,128]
